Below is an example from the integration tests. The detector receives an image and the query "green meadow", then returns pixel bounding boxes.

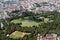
[11,16,53,27]
[10,31,31,38]
[11,18,41,27]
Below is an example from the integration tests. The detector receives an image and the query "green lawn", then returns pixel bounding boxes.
[21,20,40,27]
[9,31,31,39]
[10,31,23,38]
[11,18,22,24]
[11,17,52,27]
[11,18,42,27]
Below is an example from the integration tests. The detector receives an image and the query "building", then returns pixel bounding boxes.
[37,33,42,40]
[57,37,60,40]
[37,34,57,40]
[0,22,3,30]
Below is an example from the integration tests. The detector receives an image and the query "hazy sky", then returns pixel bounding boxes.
[4,0,8,1]
[4,0,12,1]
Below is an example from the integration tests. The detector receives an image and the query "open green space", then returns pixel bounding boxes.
[9,31,31,39]
[21,20,40,27]
[11,18,22,24]
[10,31,22,38]
[11,16,53,27]
[11,17,43,27]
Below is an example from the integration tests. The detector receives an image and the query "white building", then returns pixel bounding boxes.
[57,37,60,40]
[1,22,3,29]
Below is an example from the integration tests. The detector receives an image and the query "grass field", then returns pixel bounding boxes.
[21,20,40,27]
[11,18,22,24]
[11,17,52,27]
[10,31,31,39]
[11,18,42,27]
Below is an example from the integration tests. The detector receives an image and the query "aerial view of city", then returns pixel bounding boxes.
[0,0,60,40]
